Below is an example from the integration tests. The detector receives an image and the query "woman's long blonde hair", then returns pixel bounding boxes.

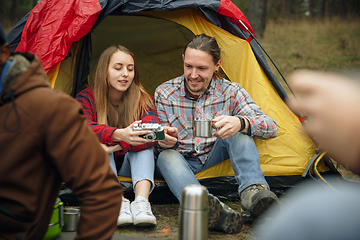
[93,45,154,128]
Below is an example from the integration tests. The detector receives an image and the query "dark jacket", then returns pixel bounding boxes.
[0,52,123,239]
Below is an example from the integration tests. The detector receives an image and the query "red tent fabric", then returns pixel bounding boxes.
[12,0,254,74]
[217,0,255,37]
[15,0,101,73]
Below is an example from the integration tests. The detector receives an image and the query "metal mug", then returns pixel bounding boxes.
[194,120,213,138]
[43,198,64,240]
[62,208,80,232]
[178,185,208,240]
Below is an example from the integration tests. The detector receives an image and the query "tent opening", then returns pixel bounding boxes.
[91,14,195,95]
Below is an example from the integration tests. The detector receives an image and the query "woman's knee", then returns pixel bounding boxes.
[128,148,155,163]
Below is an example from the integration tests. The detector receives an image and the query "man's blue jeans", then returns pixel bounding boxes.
[109,147,155,193]
[156,133,269,202]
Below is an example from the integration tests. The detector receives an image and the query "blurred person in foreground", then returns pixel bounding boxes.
[254,70,360,240]
[289,70,360,174]
[0,22,122,239]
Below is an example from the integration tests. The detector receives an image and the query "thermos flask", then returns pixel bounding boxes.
[178,185,208,240]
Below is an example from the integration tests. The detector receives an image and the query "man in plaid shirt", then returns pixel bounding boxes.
[154,34,279,234]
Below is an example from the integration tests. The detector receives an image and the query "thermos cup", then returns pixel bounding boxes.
[179,185,208,240]
[62,208,80,232]
[194,120,213,138]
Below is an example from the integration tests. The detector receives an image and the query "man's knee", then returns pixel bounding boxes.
[235,132,252,140]
[229,132,255,145]
[157,149,181,166]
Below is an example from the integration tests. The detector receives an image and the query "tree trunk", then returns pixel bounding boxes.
[248,0,268,38]
[10,0,18,22]
[309,0,325,19]
[282,0,294,19]
[1,0,7,22]
[325,0,348,18]
[309,0,317,19]
[347,0,360,18]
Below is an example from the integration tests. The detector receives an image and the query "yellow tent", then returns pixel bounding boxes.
[7,0,332,202]
[45,9,329,200]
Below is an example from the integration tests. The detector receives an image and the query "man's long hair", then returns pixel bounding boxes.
[93,45,154,128]
[184,34,223,79]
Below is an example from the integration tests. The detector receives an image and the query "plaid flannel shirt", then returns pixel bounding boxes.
[76,87,160,164]
[154,75,278,164]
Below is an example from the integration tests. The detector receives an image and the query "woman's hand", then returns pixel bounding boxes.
[158,126,178,148]
[100,143,122,153]
[111,121,153,145]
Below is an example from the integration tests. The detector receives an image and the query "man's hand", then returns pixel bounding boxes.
[111,121,152,145]
[212,115,244,140]
[158,126,178,148]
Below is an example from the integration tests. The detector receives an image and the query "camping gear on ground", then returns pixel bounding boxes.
[179,185,208,240]
[6,0,341,202]
[43,198,63,240]
[62,208,80,232]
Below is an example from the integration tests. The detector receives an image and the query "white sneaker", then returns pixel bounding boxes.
[117,197,133,227]
[130,196,156,227]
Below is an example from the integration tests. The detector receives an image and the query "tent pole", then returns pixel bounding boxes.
[238,19,294,96]
[237,21,325,169]
[238,20,311,124]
